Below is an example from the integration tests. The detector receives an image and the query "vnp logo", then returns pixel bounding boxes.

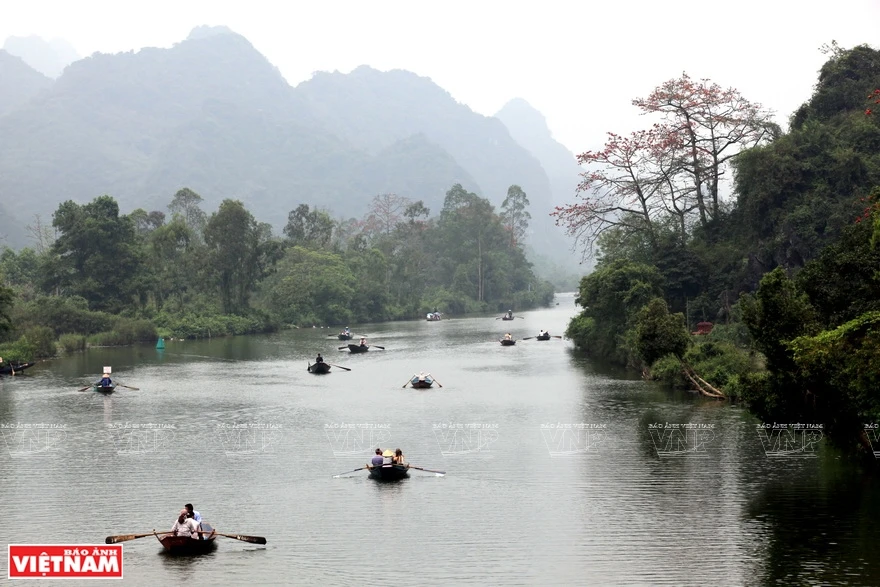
[756,423,823,458]
[648,423,716,458]
[540,423,607,457]
[324,423,392,457]
[433,422,499,456]
[1,423,67,459]
[8,545,122,579]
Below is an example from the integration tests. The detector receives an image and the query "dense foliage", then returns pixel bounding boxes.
[563,44,880,453]
[0,184,553,361]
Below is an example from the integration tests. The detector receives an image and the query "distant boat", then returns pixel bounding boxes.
[536,333,551,341]
[337,332,353,341]
[426,312,442,321]
[347,343,370,353]
[93,383,117,394]
[500,339,516,346]
[409,375,434,388]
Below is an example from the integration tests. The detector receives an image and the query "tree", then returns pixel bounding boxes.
[633,73,776,230]
[203,200,265,314]
[49,195,143,312]
[362,193,411,238]
[0,284,13,334]
[500,185,531,248]
[130,209,166,236]
[633,297,690,365]
[283,204,335,249]
[168,188,207,239]
[552,130,667,256]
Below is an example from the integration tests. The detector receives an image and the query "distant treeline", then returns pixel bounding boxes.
[0,184,553,359]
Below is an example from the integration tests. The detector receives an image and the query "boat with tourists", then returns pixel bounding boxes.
[369,463,410,481]
[156,521,217,555]
[93,383,117,394]
[500,338,516,346]
[426,312,442,321]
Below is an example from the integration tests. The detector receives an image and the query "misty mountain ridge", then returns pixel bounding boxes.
[3,35,79,78]
[0,25,580,267]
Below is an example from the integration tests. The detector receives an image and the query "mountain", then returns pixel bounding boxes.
[0,50,52,116]
[3,35,79,78]
[495,98,581,205]
[0,26,576,267]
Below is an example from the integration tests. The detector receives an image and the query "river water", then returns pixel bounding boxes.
[2,292,880,586]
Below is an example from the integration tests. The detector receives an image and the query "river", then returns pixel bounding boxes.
[1,292,879,585]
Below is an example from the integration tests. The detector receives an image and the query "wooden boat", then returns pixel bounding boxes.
[501,315,514,321]
[500,339,516,346]
[157,522,217,554]
[93,384,117,394]
[369,464,410,481]
[347,343,369,353]
[536,333,551,341]
[338,332,352,340]
[410,375,434,388]
[308,362,331,374]
[0,362,35,376]
[426,312,442,321]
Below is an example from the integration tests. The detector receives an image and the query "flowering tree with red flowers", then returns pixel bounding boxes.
[632,73,776,229]
[552,129,668,255]
[867,88,880,115]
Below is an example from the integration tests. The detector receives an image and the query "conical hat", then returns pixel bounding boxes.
[382,450,394,457]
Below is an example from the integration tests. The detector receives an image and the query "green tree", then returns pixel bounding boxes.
[633,297,690,365]
[0,284,13,334]
[500,185,531,247]
[168,188,207,239]
[203,200,266,314]
[48,195,143,312]
[283,204,335,249]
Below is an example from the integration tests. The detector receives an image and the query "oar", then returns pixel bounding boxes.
[409,465,446,475]
[213,532,267,545]
[552,335,563,339]
[428,374,443,388]
[105,531,170,544]
[402,374,416,388]
[337,345,349,350]
[117,383,139,390]
[371,345,385,350]
[77,385,93,392]
[329,363,351,371]
[522,336,535,340]
[333,466,368,478]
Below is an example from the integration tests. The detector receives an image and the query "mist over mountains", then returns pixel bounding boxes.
[0,26,581,268]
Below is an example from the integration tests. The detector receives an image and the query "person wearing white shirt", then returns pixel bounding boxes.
[171,509,200,538]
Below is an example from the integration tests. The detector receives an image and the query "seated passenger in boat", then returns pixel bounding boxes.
[99,373,113,387]
[171,509,200,539]
[382,449,394,465]
[359,337,367,347]
[367,448,384,469]
[315,353,324,364]
[392,448,406,465]
[539,329,546,337]
[184,503,201,523]
[503,333,512,341]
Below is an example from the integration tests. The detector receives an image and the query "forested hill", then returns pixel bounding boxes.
[0,26,578,264]
[0,50,51,116]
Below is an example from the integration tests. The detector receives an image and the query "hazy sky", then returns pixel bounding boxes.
[3,1,879,155]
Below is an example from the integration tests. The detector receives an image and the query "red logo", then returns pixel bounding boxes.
[8,545,123,579]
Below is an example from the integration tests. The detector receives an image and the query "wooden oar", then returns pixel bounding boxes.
[371,345,385,350]
[409,465,446,475]
[105,531,170,544]
[552,335,563,339]
[522,336,535,340]
[213,532,267,545]
[329,363,351,371]
[337,345,349,350]
[428,374,443,388]
[77,385,93,392]
[117,383,139,390]
[402,374,416,388]
[333,466,368,478]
